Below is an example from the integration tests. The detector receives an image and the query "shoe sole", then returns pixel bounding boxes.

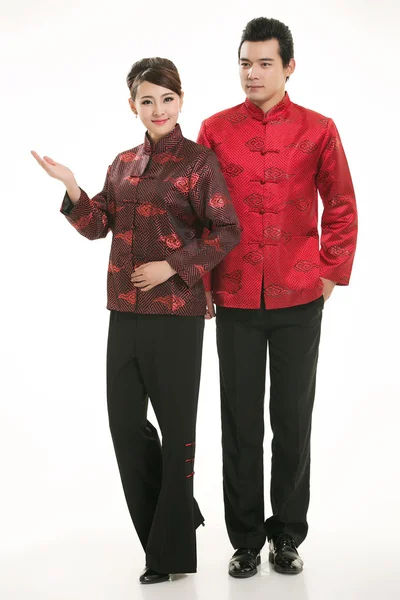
[140,575,170,584]
[229,554,261,578]
[268,552,303,575]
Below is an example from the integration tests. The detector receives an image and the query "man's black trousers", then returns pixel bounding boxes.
[216,295,324,549]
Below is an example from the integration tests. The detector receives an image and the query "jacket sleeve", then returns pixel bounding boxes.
[196,121,213,292]
[60,164,113,240]
[317,119,358,285]
[165,149,241,288]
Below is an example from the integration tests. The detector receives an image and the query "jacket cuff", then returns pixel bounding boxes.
[319,267,350,286]
[60,191,75,216]
[165,255,204,289]
[60,189,85,217]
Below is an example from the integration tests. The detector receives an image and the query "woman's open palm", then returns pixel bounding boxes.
[31,151,74,184]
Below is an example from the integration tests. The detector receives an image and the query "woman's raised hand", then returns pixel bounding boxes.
[31,151,75,184]
[31,151,81,204]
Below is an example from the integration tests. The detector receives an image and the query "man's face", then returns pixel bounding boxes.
[239,39,295,106]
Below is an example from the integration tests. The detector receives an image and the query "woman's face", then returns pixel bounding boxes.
[129,81,183,142]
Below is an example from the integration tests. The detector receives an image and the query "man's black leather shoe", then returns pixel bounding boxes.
[229,547,261,578]
[269,533,303,574]
[139,567,170,584]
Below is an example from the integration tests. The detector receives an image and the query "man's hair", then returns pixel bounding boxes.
[126,57,182,100]
[238,17,294,67]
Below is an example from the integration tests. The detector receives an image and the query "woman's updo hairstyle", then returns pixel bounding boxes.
[127,57,182,100]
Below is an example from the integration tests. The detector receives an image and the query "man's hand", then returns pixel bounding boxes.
[131,261,176,292]
[205,291,215,319]
[320,277,336,301]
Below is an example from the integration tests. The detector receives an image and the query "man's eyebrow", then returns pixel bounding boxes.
[239,57,275,62]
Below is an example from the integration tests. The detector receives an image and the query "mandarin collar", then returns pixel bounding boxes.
[244,92,291,122]
[143,123,183,155]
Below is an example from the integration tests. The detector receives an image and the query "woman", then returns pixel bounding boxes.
[31,57,241,584]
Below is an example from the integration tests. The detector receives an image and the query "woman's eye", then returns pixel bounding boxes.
[142,100,152,105]
[164,97,174,102]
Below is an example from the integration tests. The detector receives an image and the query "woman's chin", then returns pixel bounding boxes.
[147,120,177,141]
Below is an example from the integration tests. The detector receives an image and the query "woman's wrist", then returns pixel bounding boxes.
[65,178,81,205]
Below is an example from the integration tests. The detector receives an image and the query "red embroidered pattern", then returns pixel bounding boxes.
[60,124,241,315]
[197,93,357,308]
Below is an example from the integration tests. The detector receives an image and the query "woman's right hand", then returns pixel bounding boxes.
[31,151,81,204]
[31,151,75,184]
[205,291,215,319]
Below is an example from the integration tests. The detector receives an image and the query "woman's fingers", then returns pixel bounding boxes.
[31,150,54,172]
[31,150,41,161]
[43,155,58,166]
[31,151,75,184]
[205,295,215,317]
[31,151,59,168]
[130,274,153,291]
[31,150,47,168]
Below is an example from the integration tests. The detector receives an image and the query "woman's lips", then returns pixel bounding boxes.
[152,119,169,125]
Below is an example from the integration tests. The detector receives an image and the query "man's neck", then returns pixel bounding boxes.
[252,89,286,114]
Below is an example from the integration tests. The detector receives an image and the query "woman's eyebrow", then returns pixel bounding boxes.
[139,93,175,99]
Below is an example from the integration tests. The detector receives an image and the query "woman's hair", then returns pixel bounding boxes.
[126,57,182,100]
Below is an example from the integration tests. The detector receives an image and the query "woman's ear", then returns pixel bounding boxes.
[128,97,137,115]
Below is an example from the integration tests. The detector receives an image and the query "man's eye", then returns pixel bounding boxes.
[262,63,271,67]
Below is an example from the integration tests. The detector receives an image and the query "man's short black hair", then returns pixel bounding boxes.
[238,17,294,67]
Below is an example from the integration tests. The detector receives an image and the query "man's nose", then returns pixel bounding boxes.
[247,66,258,79]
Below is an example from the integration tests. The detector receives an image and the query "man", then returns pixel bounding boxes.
[198,17,357,577]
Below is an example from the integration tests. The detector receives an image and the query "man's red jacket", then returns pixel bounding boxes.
[198,93,358,309]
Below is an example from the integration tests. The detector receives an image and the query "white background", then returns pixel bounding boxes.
[1,0,400,598]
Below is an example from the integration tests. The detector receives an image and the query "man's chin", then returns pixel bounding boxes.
[246,90,268,103]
